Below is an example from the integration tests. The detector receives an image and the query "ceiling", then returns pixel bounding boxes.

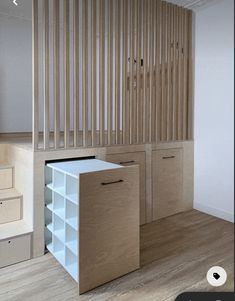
[164,0,221,10]
[0,0,222,19]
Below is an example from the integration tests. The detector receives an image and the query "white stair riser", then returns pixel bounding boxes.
[0,198,22,224]
[0,168,13,190]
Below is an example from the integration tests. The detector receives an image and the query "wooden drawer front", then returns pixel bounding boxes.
[152,148,183,220]
[0,198,21,224]
[79,165,140,294]
[106,152,146,225]
[0,168,13,190]
[0,234,31,268]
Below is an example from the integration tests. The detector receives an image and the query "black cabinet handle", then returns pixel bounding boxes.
[0,202,2,205]
[162,156,175,159]
[8,241,11,244]
[119,160,135,165]
[101,179,124,186]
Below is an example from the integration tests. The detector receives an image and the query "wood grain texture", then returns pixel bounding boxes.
[79,165,140,293]
[0,210,233,300]
[105,151,146,225]
[152,148,184,220]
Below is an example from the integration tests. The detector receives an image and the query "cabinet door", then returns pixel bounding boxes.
[152,148,183,220]
[106,152,146,225]
[79,165,140,294]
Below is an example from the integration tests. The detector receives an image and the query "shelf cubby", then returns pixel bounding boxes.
[66,200,78,230]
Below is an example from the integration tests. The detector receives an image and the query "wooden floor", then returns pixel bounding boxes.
[0,210,234,301]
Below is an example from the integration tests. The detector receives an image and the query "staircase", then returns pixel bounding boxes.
[0,164,32,268]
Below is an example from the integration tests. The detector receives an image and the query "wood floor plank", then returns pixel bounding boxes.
[0,210,233,301]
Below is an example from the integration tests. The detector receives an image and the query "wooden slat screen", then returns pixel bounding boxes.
[32,0,193,150]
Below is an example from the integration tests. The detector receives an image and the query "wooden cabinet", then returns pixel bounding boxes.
[152,148,184,220]
[0,198,21,224]
[45,159,140,294]
[105,152,146,225]
[0,234,31,268]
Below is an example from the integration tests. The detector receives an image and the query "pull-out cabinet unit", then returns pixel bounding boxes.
[45,159,140,294]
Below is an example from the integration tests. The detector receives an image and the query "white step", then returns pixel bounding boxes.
[0,220,32,240]
[0,165,13,190]
[0,188,23,224]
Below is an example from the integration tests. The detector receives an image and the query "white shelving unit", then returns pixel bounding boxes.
[44,159,123,283]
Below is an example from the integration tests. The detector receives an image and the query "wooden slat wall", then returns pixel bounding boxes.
[32,0,193,150]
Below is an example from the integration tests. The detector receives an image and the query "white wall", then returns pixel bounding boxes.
[0,13,32,132]
[194,0,234,222]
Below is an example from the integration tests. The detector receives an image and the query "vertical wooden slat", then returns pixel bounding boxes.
[53,0,60,148]
[172,4,178,141]
[125,0,130,144]
[149,0,154,142]
[122,0,128,145]
[183,9,188,140]
[107,0,113,145]
[143,0,148,143]
[160,1,167,141]
[32,0,39,150]
[99,0,105,145]
[64,0,70,148]
[129,0,134,144]
[166,3,171,141]
[132,0,137,144]
[188,10,193,140]
[156,0,162,142]
[115,0,121,144]
[73,0,79,147]
[177,7,183,140]
[82,0,88,147]
[136,0,142,144]
[91,0,97,146]
[43,0,49,149]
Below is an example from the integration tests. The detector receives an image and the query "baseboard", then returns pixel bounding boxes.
[194,202,234,223]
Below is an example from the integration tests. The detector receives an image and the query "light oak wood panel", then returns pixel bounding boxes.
[0,198,22,224]
[79,165,140,293]
[0,211,233,300]
[152,148,184,220]
[105,151,146,225]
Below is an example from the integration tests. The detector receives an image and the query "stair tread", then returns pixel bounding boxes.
[0,220,32,240]
[0,188,22,200]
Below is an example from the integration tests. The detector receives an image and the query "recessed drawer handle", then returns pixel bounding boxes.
[162,156,175,159]
[119,160,135,164]
[0,202,2,205]
[101,179,124,186]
